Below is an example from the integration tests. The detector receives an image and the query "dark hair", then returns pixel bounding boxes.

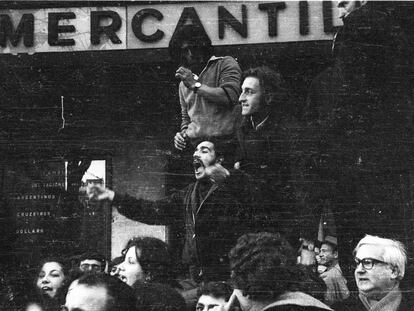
[168,24,214,65]
[229,232,297,301]
[193,139,236,168]
[75,273,137,311]
[78,251,106,264]
[321,241,338,253]
[133,281,186,311]
[197,282,233,301]
[37,256,69,272]
[241,66,290,116]
[109,256,124,269]
[122,237,175,285]
[31,257,70,311]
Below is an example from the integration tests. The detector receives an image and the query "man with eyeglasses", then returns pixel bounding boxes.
[78,252,106,273]
[333,235,412,311]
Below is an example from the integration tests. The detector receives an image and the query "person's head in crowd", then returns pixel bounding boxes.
[35,257,69,300]
[229,232,297,310]
[109,256,124,277]
[193,140,233,181]
[196,282,233,311]
[353,234,407,300]
[25,302,43,311]
[239,66,289,119]
[169,24,214,73]
[318,236,339,267]
[229,232,330,311]
[78,252,106,273]
[64,273,137,311]
[337,1,365,20]
[133,281,186,311]
[117,236,174,287]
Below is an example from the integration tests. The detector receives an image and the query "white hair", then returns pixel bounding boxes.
[355,235,407,279]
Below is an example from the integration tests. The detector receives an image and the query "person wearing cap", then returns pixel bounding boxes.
[317,236,349,306]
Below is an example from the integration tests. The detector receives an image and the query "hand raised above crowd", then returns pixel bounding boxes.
[86,183,115,202]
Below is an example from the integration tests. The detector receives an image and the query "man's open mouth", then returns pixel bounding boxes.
[193,158,204,171]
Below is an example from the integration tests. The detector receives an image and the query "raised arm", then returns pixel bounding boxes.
[87,184,183,226]
[175,56,241,109]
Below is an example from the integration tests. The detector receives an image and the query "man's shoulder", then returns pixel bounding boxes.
[400,290,414,311]
[325,265,344,277]
[208,55,240,68]
[331,293,362,311]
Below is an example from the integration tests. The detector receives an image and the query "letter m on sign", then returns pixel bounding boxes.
[0,14,34,47]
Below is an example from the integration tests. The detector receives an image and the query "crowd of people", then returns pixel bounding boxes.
[1,0,413,310]
[3,233,411,311]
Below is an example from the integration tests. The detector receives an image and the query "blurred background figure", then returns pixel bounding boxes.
[316,236,349,306]
[78,251,106,273]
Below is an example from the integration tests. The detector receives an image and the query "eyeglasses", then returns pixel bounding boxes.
[354,257,388,270]
[80,263,102,272]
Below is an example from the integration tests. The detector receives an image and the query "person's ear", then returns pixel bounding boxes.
[333,251,339,259]
[390,266,400,280]
[263,93,273,109]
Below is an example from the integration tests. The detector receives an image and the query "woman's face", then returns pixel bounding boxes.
[117,246,145,286]
[36,261,66,299]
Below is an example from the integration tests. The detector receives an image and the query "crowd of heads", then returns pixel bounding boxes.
[17,231,410,311]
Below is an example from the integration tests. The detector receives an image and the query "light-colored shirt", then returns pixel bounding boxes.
[179,55,241,140]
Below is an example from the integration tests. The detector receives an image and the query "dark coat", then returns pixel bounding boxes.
[305,2,414,265]
[235,113,317,245]
[113,174,251,282]
[332,291,414,311]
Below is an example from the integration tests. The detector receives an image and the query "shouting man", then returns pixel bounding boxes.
[87,140,251,283]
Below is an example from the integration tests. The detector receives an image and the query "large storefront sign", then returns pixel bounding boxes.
[0,1,342,55]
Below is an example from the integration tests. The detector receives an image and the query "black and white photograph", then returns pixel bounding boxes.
[0,1,413,310]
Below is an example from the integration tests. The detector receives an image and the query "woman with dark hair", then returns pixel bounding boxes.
[25,257,70,311]
[117,236,178,288]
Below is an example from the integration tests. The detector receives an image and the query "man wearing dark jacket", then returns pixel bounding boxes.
[210,232,332,311]
[87,140,251,283]
[236,66,314,247]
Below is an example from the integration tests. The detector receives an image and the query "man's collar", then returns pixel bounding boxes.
[262,291,333,311]
[250,114,270,131]
[207,55,224,64]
